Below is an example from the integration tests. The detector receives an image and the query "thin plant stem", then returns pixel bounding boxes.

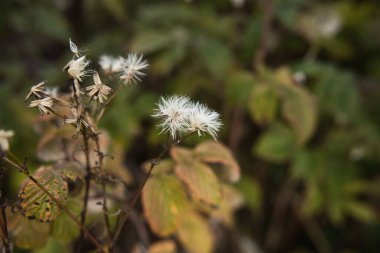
[78,128,92,248]
[0,207,11,253]
[95,84,123,125]
[110,131,195,250]
[253,0,273,70]
[0,153,11,253]
[93,132,112,252]
[3,156,104,253]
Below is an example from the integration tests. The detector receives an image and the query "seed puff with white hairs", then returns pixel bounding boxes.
[65,56,91,82]
[152,95,222,140]
[118,54,148,85]
[152,95,192,139]
[186,102,222,140]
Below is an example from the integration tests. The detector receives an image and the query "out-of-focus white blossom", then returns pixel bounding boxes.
[231,0,245,8]
[293,71,306,85]
[29,97,55,115]
[0,130,14,151]
[25,81,47,101]
[186,102,222,140]
[65,56,91,82]
[152,95,222,140]
[65,106,89,132]
[152,96,192,139]
[99,55,124,73]
[118,54,148,85]
[86,72,112,104]
[45,86,59,97]
[317,10,342,38]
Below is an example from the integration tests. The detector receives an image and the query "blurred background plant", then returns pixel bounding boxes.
[1,0,380,252]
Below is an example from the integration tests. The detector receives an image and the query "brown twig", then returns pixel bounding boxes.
[253,0,273,70]
[78,128,92,249]
[93,132,113,252]
[110,132,195,250]
[3,156,104,253]
[95,85,123,125]
[293,195,333,253]
[0,153,11,253]
[264,178,296,252]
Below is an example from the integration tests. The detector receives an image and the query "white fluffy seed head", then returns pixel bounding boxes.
[152,95,222,140]
[67,56,91,82]
[186,102,222,140]
[118,54,149,85]
[152,96,192,139]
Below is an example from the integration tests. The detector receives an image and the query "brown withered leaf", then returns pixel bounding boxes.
[171,147,221,206]
[210,184,244,227]
[18,166,68,222]
[194,141,241,183]
[142,174,190,236]
[7,209,50,249]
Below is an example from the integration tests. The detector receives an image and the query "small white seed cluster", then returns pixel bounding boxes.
[25,39,149,133]
[152,95,222,140]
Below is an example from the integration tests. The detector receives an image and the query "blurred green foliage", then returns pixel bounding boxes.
[1,0,380,252]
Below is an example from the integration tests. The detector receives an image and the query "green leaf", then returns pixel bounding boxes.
[248,84,279,125]
[177,213,214,253]
[7,210,50,249]
[226,71,255,107]
[142,174,190,236]
[151,45,186,75]
[130,30,174,54]
[254,123,296,163]
[278,82,317,144]
[345,201,376,223]
[50,198,82,243]
[19,166,68,222]
[172,147,221,206]
[196,37,232,78]
[236,178,262,212]
[194,141,241,183]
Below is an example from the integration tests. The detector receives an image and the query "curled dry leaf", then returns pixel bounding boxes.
[194,141,241,183]
[6,208,50,249]
[18,166,68,222]
[171,147,221,206]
